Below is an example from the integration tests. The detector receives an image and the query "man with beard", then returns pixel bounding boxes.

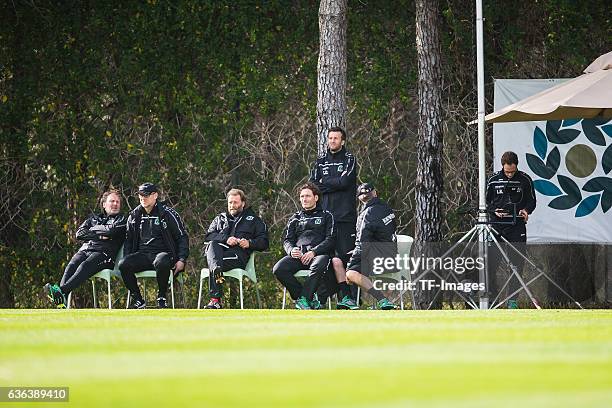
[203,188,269,309]
[309,127,357,304]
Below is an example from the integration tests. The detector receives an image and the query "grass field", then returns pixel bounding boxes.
[1,309,611,407]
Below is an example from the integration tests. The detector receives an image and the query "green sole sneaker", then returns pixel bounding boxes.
[337,296,359,310]
[377,298,396,310]
[44,283,66,309]
[295,297,311,310]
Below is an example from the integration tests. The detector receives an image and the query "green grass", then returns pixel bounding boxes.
[1,309,611,407]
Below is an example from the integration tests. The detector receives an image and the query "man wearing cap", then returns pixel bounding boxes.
[44,189,126,308]
[119,183,189,309]
[273,182,336,309]
[203,188,269,309]
[334,183,397,310]
[309,127,357,303]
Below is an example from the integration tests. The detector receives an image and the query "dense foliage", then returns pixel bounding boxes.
[1,0,609,307]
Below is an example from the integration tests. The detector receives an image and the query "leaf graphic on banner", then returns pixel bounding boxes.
[534,127,547,160]
[549,195,581,210]
[603,144,612,174]
[562,119,581,127]
[526,153,555,179]
[590,118,610,126]
[582,119,606,146]
[534,180,562,196]
[602,191,612,213]
[546,120,580,144]
[545,146,560,172]
[575,194,601,217]
[558,175,581,198]
[602,124,612,138]
[582,177,612,192]
[546,120,561,141]
[549,175,581,210]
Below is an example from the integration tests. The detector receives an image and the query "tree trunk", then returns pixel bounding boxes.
[413,0,444,309]
[0,6,31,308]
[316,0,347,156]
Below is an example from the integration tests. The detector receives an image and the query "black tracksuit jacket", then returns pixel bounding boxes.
[204,207,269,264]
[349,197,397,267]
[486,169,536,225]
[282,205,336,256]
[76,212,127,260]
[309,146,357,223]
[125,202,189,263]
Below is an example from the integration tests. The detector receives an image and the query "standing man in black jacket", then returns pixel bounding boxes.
[486,151,536,309]
[45,189,127,308]
[119,183,189,309]
[273,182,336,309]
[309,127,357,303]
[203,188,269,309]
[334,183,397,310]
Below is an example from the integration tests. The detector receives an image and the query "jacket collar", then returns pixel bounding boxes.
[327,146,346,159]
[224,206,255,219]
[301,204,322,216]
[363,196,382,210]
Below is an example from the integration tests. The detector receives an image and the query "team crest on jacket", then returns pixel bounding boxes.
[338,164,343,172]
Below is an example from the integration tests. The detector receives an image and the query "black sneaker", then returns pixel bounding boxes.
[157,297,168,309]
[129,298,146,309]
[205,298,222,309]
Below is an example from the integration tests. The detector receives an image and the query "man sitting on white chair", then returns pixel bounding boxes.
[119,183,189,309]
[334,183,397,310]
[44,189,126,308]
[204,188,269,309]
[273,182,336,310]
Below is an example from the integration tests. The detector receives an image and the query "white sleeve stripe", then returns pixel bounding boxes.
[166,210,185,236]
[326,211,335,236]
[340,156,356,178]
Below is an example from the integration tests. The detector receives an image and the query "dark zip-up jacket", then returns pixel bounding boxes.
[309,146,357,223]
[282,205,335,256]
[125,202,189,263]
[76,212,127,260]
[349,197,397,267]
[486,169,536,224]
[205,207,269,264]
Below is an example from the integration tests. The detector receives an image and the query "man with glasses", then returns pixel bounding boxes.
[119,182,189,309]
[333,183,397,310]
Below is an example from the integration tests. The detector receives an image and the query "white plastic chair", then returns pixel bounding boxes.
[281,269,333,310]
[126,269,176,309]
[356,234,414,310]
[67,246,123,309]
[198,252,262,309]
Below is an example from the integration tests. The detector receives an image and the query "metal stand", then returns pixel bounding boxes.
[406,212,584,310]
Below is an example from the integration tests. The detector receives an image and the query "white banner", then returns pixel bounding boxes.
[493,79,612,243]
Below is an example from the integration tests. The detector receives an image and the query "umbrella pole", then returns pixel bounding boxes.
[475,0,489,310]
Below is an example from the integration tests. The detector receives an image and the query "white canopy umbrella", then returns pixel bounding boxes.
[484,51,612,123]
